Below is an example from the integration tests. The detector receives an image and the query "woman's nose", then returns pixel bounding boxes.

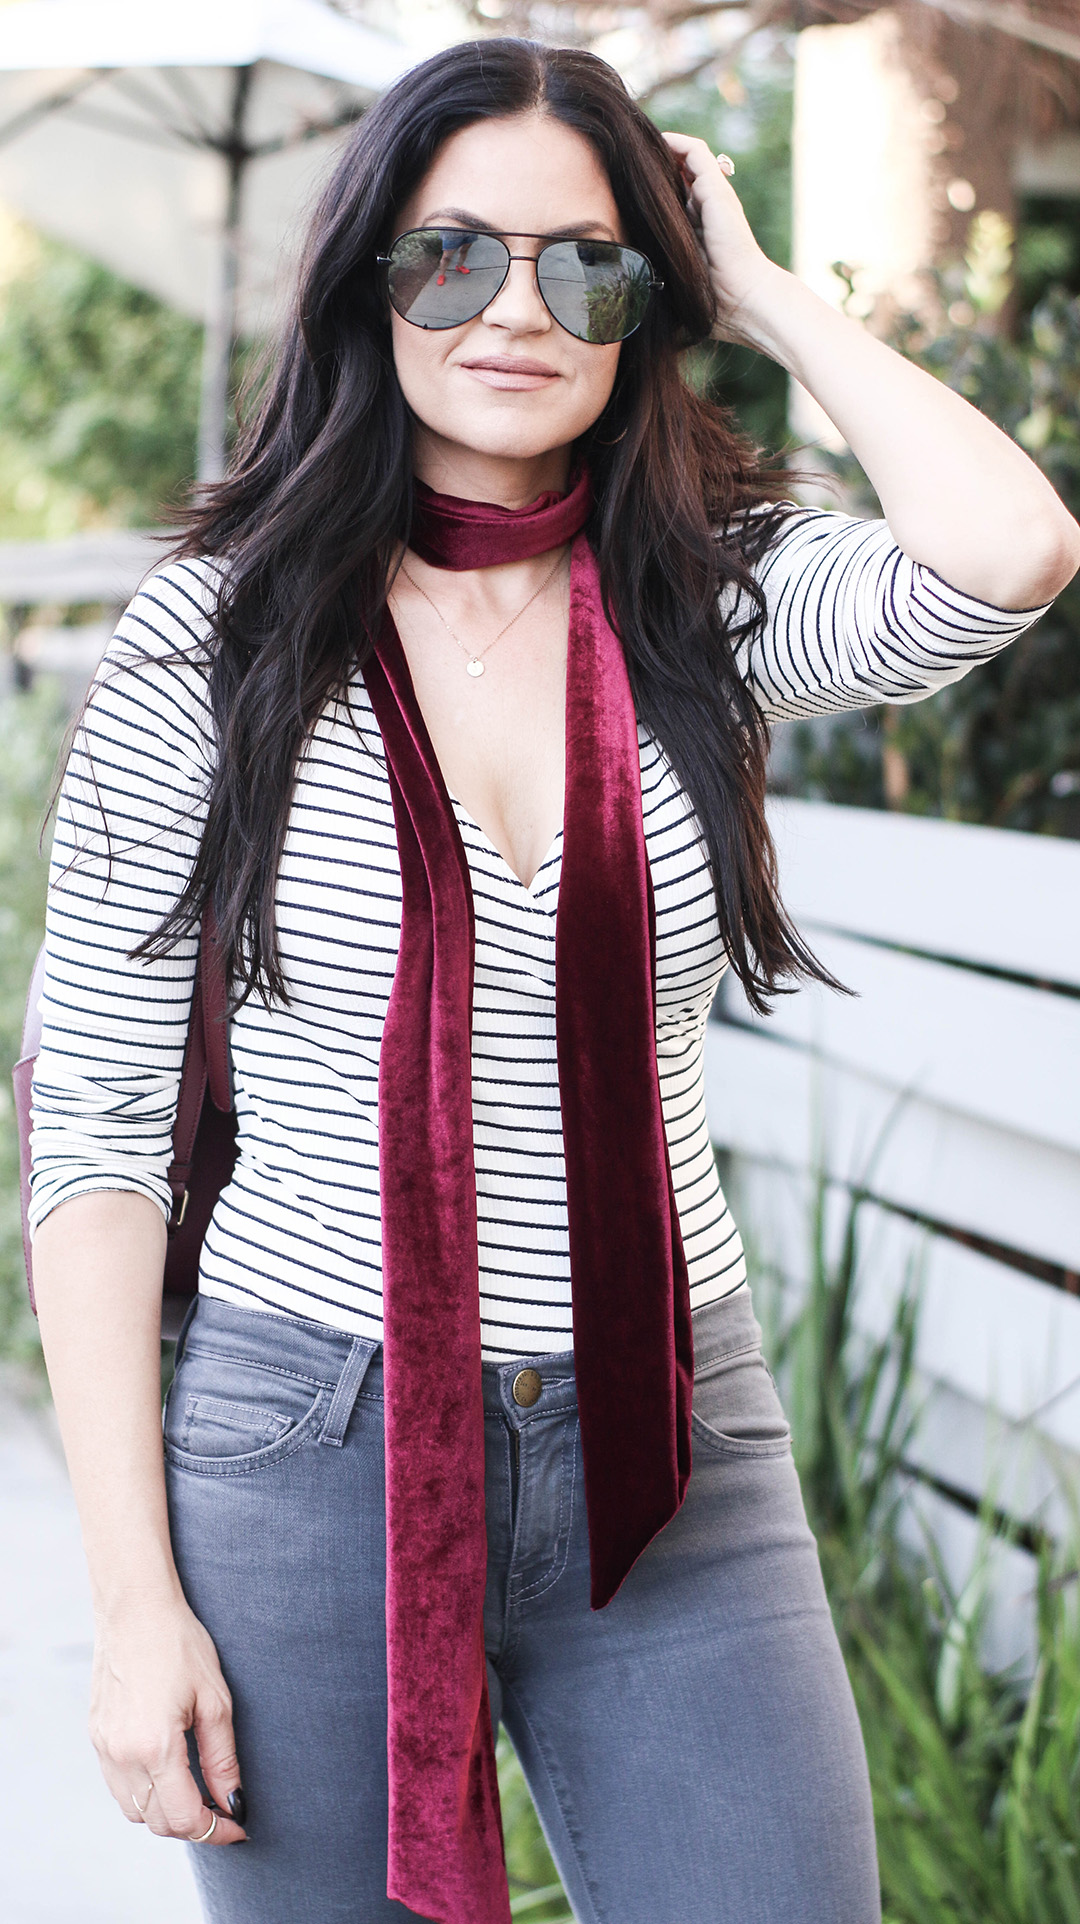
[480,256,552,334]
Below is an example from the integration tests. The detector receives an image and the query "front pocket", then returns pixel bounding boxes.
[177,1395,291,1456]
[691,1345,792,1458]
[163,1350,327,1473]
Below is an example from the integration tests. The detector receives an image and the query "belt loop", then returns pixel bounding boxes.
[319,1336,378,1448]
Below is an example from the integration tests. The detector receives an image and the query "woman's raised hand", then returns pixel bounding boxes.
[91,1593,247,1846]
[664,131,1080,608]
[661,131,782,346]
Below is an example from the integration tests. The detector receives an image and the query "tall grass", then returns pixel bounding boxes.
[757,1172,1080,1924]
[498,1737,573,1922]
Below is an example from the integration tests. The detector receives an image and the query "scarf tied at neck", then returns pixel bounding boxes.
[409,466,593,570]
[362,473,694,1923]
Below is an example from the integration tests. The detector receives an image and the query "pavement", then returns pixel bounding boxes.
[0,1370,202,1923]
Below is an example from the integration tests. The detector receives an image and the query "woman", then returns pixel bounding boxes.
[29,37,1078,1924]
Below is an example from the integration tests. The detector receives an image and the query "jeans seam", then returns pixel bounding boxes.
[503,1684,605,1924]
[514,1419,578,1605]
[692,1338,761,1376]
[501,1448,526,1670]
[179,1344,336,1390]
[179,1394,288,1453]
[689,1411,792,1460]
[484,1415,516,1672]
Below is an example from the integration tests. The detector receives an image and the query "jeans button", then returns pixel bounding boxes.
[512,1368,543,1409]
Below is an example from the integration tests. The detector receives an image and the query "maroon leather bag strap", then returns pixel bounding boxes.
[200,902,233,1115]
[166,905,231,1231]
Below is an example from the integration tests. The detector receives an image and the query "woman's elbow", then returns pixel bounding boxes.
[1011,505,1080,609]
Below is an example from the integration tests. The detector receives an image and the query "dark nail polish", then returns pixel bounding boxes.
[228,1786,247,1826]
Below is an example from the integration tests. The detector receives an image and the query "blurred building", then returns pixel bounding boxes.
[790,0,1080,439]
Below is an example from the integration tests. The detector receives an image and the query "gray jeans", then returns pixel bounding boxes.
[164,1285,881,1924]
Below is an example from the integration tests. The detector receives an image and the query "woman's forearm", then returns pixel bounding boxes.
[33,1190,181,1620]
[735,260,1080,610]
[33,1189,246,1842]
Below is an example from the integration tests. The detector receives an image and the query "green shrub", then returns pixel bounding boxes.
[0,233,202,529]
[781,214,1080,838]
[851,1551,1080,1924]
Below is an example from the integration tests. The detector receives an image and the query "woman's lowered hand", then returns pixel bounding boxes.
[32,1193,247,1847]
[92,1591,247,1845]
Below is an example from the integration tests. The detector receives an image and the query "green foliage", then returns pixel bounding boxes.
[1015,195,1080,320]
[852,1557,1080,1924]
[648,50,794,455]
[841,1504,1080,1924]
[0,235,201,527]
[498,1738,573,1920]
[782,214,1080,838]
[765,1178,920,1584]
[752,1169,1080,1923]
[0,680,66,1368]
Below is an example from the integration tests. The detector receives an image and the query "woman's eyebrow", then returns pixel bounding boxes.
[419,207,618,240]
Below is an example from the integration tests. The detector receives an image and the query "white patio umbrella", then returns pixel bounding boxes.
[0,1,415,478]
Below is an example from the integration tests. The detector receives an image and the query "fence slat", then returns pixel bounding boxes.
[767,797,1080,987]
[849,1203,1080,1434]
[905,1379,1080,1539]
[730,1165,1080,1436]
[706,1022,1080,1271]
[722,931,1080,1154]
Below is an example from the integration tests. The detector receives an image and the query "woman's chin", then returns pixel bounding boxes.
[418,416,588,468]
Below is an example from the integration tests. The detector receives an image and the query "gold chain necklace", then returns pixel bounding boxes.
[396,550,567,678]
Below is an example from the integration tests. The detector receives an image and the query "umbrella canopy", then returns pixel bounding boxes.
[0,1,415,476]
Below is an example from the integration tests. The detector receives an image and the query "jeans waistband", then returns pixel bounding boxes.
[177,1282,761,1433]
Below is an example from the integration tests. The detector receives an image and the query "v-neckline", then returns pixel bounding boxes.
[448,792,563,900]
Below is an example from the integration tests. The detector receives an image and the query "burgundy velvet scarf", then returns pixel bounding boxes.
[362,477,693,1924]
[410,466,593,569]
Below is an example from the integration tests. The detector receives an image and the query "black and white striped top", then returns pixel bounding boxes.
[28,507,1047,1359]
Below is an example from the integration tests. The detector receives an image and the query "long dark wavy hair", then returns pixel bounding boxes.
[135,36,834,1014]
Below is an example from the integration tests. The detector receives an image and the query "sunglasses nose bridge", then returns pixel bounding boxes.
[478,251,554,332]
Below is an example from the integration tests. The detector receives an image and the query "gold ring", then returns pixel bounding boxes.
[192,1809,218,1844]
[717,153,736,176]
[131,1784,152,1817]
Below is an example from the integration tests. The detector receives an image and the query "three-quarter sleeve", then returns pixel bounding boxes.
[733,505,1052,721]
[27,559,219,1236]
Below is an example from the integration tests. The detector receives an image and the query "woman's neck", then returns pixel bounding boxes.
[412,435,572,509]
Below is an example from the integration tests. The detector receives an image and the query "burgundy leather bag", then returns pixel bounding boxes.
[13,913,237,1341]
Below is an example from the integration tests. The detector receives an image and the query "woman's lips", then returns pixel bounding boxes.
[458,357,561,391]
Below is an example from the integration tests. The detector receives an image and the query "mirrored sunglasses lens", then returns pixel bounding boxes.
[386,230,508,328]
[537,243,653,343]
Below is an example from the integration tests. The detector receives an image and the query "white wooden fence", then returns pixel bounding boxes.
[706,800,1080,1670]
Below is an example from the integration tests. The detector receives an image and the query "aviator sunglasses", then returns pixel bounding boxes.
[378,227,662,345]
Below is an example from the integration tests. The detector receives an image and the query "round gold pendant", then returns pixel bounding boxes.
[466,658,485,677]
